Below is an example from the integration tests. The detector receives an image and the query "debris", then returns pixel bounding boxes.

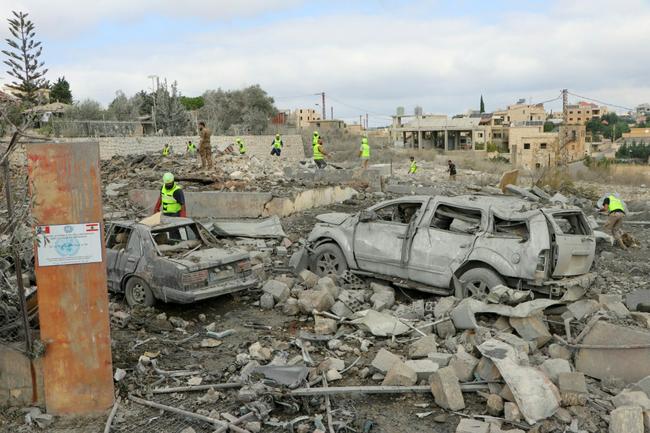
[352,310,410,336]
[404,359,440,382]
[207,329,236,339]
[409,335,438,359]
[263,280,290,303]
[103,397,120,433]
[626,289,650,312]
[609,405,644,433]
[370,283,395,311]
[612,390,650,410]
[598,294,630,317]
[371,348,402,374]
[210,215,286,238]
[540,359,572,385]
[451,298,560,330]
[428,353,453,367]
[557,372,587,406]
[498,169,519,192]
[314,316,338,335]
[298,269,319,288]
[430,366,466,410]
[486,394,504,416]
[113,368,127,382]
[455,418,490,433]
[200,338,222,348]
[475,357,501,382]
[382,361,418,386]
[249,342,272,361]
[298,289,335,314]
[187,376,203,386]
[450,347,479,382]
[251,365,309,388]
[508,315,552,347]
[110,310,131,329]
[504,402,522,422]
[547,343,571,360]
[478,339,560,424]
[260,292,275,310]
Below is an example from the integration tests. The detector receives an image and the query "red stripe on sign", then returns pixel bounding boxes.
[86,223,99,232]
[43,226,50,234]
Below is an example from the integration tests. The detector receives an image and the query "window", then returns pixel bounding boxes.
[430,205,482,235]
[552,213,589,235]
[106,226,132,250]
[152,224,203,255]
[524,143,531,150]
[569,111,573,114]
[492,217,529,240]
[374,202,422,224]
[569,118,573,122]
[540,143,547,149]
[535,163,541,169]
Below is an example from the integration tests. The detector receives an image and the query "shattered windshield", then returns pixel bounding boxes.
[152,224,204,256]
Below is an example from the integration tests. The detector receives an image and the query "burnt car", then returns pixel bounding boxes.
[305,195,596,298]
[105,217,258,306]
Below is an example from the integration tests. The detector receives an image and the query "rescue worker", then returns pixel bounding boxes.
[359,136,370,170]
[162,143,171,157]
[408,156,417,174]
[237,138,247,155]
[600,194,627,249]
[153,172,186,217]
[187,140,197,156]
[312,131,320,147]
[447,160,457,180]
[198,121,212,169]
[313,137,329,169]
[270,134,283,157]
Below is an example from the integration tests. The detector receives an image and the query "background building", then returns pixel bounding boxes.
[566,101,607,125]
[293,108,320,128]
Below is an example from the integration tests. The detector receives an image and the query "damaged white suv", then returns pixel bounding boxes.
[304,195,596,298]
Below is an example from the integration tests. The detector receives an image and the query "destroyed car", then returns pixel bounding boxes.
[105,217,258,306]
[305,195,596,298]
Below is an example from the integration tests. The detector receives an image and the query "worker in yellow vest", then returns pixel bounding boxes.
[237,138,247,155]
[408,156,417,174]
[270,134,283,157]
[359,136,370,170]
[153,172,186,217]
[162,143,171,157]
[600,194,626,249]
[313,137,329,169]
[187,140,197,156]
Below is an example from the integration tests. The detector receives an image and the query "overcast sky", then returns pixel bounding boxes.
[2,0,650,126]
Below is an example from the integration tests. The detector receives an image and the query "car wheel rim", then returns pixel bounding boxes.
[132,283,147,304]
[317,252,340,275]
[466,280,489,299]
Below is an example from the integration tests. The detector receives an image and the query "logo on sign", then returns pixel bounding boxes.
[64,225,74,234]
[55,237,81,257]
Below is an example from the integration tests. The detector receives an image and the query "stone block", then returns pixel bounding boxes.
[382,361,418,386]
[409,335,438,359]
[405,359,439,382]
[430,366,465,411]
[613,391,650,410]
[435,320,457,339]
[599,294,630,317]
[496,332,530,354]
[314,316,337,335]
[631,376,650,398]
[330,301,354,318]
[540,359,572,385]
[434,297,457,319]
[316,277,340,298]
[450,347,479,382]
[631,312,650,329]
[428,352,453,367]
[262,280,290,302]
[456,419,489,433]
[370,290,395,311]
[259,293,275,310]
[486,394,504,416]
[298,290,335,314]
[509,315,551,347]
[609,406,643,433]
[504,402,522,422]
[298,269,320,288]
[548,343,572,360]
[567,299,600,320]
[282,298,301,316]
[371,348,401,374]
[558,372,588,406]
[476,357,501,382]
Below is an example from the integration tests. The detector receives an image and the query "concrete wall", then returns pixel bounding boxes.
[11,134,306,163]
[0,345,44,407]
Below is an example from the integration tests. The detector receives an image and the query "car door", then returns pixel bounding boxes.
[542,210,595,277]
[353,200,424,279]
[407,202,482,287]
[106,226,142,290]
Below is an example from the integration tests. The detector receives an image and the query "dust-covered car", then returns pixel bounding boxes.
[105,217,258,306]
[304,195,596,298]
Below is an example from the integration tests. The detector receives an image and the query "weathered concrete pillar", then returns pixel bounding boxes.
[27,142,114,415]
[444,129,449,151]
[417,131,423,150]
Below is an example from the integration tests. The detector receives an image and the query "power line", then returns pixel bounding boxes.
[567,91,635,112]
[326,95,394,119]
[534,93,563,106]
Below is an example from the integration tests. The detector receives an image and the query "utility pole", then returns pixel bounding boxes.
[360,115,363,130]
[365,113,369,130]
[331,106,333,120]
[322,92,326,120]
[558,88,568,165]
[148,75,159,133]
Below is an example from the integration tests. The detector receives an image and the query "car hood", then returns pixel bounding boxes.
[315,212,350,225]
[166,247,249,270]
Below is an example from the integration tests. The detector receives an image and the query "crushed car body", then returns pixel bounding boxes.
[105,216,258,306]
[303,195,596,298]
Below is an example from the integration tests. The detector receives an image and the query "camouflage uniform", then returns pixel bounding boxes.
[199,126,212,169]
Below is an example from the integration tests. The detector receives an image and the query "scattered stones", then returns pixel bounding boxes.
[540,358,572,385]
[298,269,319,288]
[260,292,275,310]
[430,366,465,411]
[486,394,504,416]
[455,419,489,433]
[409,335,438,359]
[449,347,479,382]
[262,280,290,302]
[371,348,401,374]
[404,359,440,382]
[504,402,522,422]
[558,372,588,406]
[612,390,650,410]
[382,361,418,386]
[609,405,643,433]
[298,290,335,313]
[509,315,551,347]
[314,316,337,335]
[249,342,272,361]
[547,343,572,360]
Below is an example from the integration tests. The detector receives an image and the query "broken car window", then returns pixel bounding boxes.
[552,213,590,235]
[493,217,529,240]
[374,203,422,224]
[106,226,132,250]
[431,205,482,235]
[152,224,204,255]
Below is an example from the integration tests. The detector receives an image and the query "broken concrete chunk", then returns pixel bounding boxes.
[450,347,479,382]
[319,357,345,372]
[110,310,131,329]
[298,289,335,314]
[404,359,439,382]
[200,338,222,348]
[434,296,457,319]
[298,269,319,288]
[558,372,587,406]
[540,358,572,385]
[509,315,551,347]
[435,320,457,339]
[548,343,572,360]
[260,292,275,310]
[630,312,650,329]
[626,289,650,312]
[282,298,301,316]
[599,294,630,317]
[609,406,644,433]
[430,366,465,411]
[351,310,410,337]
[382,361,418,386]
[566,299,600,321]
[262,280,290,302]
[496,332,530,355]
[326,369,342,382]
[486,393,504,416]
[476,357,501,382]
[314,316,337,335]
[455,418,490,433]
[504,402,522,422]
[370,290,395,311]
[428,352,453,367]
[630,376,650,398]
[371,348,401,374]
[612,390,650,410]
[316,277,340,298]
[409,335,438,359]
[330,300,354,318]
[249,342,272,361]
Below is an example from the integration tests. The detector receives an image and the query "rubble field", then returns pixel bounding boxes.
[2,150,650,433]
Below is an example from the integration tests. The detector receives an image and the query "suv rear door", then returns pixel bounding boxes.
[542,210,595,277]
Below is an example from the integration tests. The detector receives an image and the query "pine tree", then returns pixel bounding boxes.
[50,76,72,104]
[480,95,485,113]
[2,11,48,104]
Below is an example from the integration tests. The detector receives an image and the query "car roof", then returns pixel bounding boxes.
[109,217,197,231]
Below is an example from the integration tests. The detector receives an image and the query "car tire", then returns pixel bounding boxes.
[458,267,505,300]
[125,277,155,307]
[310,243,348,277]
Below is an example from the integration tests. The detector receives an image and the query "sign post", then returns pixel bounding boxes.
[27,142,114,415]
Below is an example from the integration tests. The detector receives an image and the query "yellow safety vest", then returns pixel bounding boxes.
[313,135,319,146]
[162,146,170,156]
[360,139,370,158]
[273,138,282,149]
[409,161,417,174]
[187,142,196,152]
[313,143,324,160]
[239,141,247,154]
[608,195,625,213]
[161,183,182,215]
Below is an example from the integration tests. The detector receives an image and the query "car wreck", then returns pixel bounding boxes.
[303,195,596,298]
[105,217,258,306]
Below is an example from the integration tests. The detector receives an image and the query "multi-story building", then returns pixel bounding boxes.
[293,108,320,128]
[509,124,586,169]
[566,101,608,125]
[504,101,546,125]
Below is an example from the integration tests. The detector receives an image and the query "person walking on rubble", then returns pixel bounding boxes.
[198,121,212,169]
[237,138,247,155]
[600,194,627,249]
[187,140,197,157]
[447,159,457,180]
[270,133,283,157]
[359,136,370,170]
[153,172,186,217]
[408,156,417,174]
[313,137,329,169]
[162,143,171,157]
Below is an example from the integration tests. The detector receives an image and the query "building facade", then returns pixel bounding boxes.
[293,108,320,128]
[509,125,586,169]
[566,101,608,125]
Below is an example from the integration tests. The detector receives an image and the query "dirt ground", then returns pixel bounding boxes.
[2,150,650,433]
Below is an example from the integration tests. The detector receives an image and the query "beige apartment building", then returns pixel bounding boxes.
[566,102,607,125]
[509,125,586,169]
[293,108,320,128]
